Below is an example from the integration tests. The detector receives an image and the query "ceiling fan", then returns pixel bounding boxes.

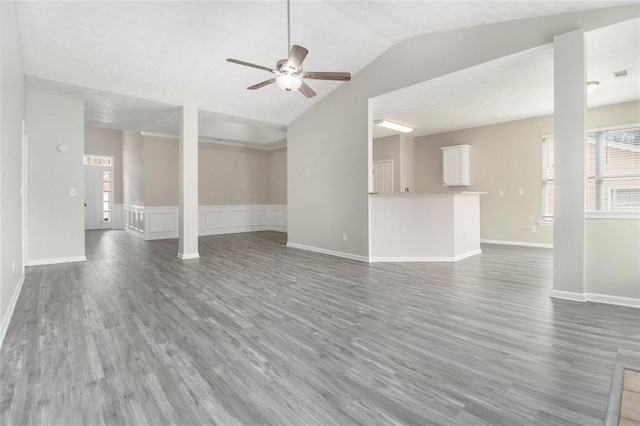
[226,0,351,98]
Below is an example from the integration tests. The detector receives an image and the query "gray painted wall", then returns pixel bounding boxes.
[287,5,637,257]
[373,136,401,193]
[414,101,640,245]
[85,127,123,204]
[268,147,287,205]
[585,219,640,299]
[198,142,271,206]
[0,1,25,343]
[131,134,286,206]
[26,91,85,262]
[122,131,144,205]
[144,136,179,206]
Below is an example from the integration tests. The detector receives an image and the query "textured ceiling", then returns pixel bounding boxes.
[372,17,640,139]
[16,0,633,136]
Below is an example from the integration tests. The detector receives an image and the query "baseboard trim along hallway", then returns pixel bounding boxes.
[286,242,369,262]
[0,273,25,350]
[26,256,87,266]
[551,290,640,308]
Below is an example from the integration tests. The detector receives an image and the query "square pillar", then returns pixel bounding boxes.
[552,30,586,300]
[178,105,199,260]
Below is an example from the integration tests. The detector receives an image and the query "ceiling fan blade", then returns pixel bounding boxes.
[287,45,309,69]
[227,58,276,73]
[247,78,277,90]
[298,81,317,98]
[301,71,351,81]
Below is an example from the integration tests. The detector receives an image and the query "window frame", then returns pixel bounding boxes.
[541,123,640,223]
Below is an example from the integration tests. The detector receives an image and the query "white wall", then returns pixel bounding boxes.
[287,5,638,258]
[26,91,85,263]
[0,0,26,346]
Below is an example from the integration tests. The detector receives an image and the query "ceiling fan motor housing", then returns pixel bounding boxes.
[277,58,301,74]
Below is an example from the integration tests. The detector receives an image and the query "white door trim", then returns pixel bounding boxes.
[21,121,28,269]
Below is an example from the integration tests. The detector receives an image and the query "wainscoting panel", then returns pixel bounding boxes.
[229,210,252,228]
[250,209,268,226]
[124,204,286,240]
[124,205,145,239]
[269,207,287,233]
[148,213,176,233]
[204,210,228,230]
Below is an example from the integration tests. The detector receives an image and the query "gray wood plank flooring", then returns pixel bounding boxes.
[1,230,639,425]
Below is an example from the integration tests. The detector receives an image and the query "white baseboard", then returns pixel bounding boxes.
[177,253,200,260]
[26,256,87,266]
[455,249,482,261]
[124,227,145,239]
[550,290,587,302]
[286,242,369,263]
[481,239,553,249]
[370,249,482,263]
[585,293,640,308]
[0,273,25,350]
[370,256,455,262]
[550,290,639,308]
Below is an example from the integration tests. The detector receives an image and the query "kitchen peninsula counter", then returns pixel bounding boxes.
[369,192,484,262]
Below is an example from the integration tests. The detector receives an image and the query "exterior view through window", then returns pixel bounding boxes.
[542,125,640,220]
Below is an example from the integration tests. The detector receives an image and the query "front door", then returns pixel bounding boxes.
[84,165,102,230]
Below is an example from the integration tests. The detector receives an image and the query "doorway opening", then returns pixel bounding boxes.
[372,159,394,194]
[84,154,114,230]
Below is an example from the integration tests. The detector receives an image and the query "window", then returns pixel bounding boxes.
[542,125,640,219]
[102,171,111,222]
[84,155,112,167]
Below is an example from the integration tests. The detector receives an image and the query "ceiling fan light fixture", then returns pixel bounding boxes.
[374,119,413,133]
[276,74,302,91]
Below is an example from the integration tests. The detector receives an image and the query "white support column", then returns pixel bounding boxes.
[551,30,586,300]
[178,105,199,260]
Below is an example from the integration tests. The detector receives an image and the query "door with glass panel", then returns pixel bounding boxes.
[83,155,113,230]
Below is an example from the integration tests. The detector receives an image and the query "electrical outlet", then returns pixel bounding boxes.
[531,225,537,233]
[519,188,525,196]
[498,189,504,197]
[342,233,348,242]
[69,188,77,197]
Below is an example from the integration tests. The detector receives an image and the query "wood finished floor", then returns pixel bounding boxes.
[1,230,639,425]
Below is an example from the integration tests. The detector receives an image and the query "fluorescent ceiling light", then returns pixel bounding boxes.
[374,119,413,133]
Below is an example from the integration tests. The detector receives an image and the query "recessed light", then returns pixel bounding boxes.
[374,119,413,133]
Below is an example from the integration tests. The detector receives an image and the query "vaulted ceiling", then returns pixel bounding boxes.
[16,0,636,144]
[372,17,640,138]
